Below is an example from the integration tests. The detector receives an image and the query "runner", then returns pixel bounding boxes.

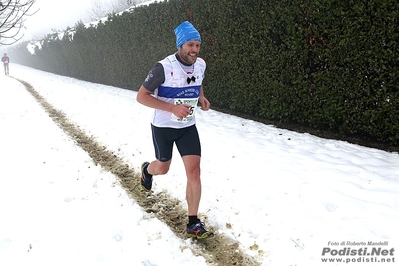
[1,53,10,75]
[136,21,213,239]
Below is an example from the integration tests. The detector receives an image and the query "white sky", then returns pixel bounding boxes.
[18,0,155,41]
[23,0,92,40]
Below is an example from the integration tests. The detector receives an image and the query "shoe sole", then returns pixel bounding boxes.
[186,231,215,239]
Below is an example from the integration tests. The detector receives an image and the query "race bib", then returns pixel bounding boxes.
[171,98,198,122]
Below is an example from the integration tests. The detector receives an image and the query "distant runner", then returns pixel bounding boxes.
[2,53,10,75]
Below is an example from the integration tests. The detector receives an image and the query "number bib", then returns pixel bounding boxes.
[171,98,198,122]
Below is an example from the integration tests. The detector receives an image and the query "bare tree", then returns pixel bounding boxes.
[86,0,108,21]
[0,0,37,45]
[86,0,146,22]
[110,0,131,14]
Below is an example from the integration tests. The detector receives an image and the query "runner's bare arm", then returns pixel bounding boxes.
[199,86,210,111]
[136,85,191,119]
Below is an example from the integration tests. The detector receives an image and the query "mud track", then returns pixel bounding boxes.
[15,78,261,266]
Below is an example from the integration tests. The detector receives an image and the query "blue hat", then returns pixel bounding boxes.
[174,21,201,48]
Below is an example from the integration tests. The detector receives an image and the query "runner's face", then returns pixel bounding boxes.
[178,40,201,65]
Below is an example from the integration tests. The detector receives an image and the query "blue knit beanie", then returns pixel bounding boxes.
[174,21,201,48]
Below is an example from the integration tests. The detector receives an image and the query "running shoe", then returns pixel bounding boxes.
[186,220,214,239]
[140,162,153,191]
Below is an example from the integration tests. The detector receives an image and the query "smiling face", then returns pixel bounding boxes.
[177,40,201,65]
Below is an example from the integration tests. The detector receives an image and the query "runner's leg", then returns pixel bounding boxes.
[182,155,201,215]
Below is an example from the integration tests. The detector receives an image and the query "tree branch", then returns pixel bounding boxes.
[0,0,37,45]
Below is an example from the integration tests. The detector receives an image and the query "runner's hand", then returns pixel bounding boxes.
[171,104,192,120]
[199,96,210,111]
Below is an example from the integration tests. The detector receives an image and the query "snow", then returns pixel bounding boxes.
[1,64,398,266]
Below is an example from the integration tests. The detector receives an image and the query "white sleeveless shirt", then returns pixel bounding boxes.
[151,54,206,128]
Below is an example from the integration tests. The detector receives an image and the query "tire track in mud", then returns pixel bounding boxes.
[15,77,261,266]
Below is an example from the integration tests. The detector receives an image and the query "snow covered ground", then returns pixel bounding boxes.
[0,64,398,266]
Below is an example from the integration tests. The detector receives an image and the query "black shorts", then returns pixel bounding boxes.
[151,124,201,162]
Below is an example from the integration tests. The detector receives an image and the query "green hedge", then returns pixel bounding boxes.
[10,0,399,148]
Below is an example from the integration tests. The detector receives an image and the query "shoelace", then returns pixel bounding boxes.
[192,222,206,230]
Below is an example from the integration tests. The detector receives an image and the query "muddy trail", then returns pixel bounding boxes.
[15,78,261,266]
